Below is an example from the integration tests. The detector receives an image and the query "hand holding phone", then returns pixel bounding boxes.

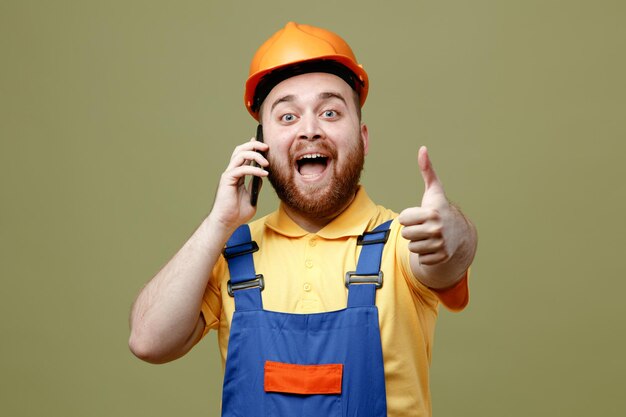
[250,124,264,206]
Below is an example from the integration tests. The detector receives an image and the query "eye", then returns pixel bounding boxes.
[322,110,338,118]
[280,113,297,123]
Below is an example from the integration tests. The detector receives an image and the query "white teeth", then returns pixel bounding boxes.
[298,153,325,160]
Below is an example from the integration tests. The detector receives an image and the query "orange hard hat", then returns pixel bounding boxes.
[245,22,369,120]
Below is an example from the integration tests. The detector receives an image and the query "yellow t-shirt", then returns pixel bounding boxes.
[201,187,469,417]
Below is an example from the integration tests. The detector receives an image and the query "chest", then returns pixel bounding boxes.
[254,236,360,313]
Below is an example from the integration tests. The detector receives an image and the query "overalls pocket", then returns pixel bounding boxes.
[264,360,343,416]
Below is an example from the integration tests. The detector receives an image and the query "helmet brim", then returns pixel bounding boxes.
[244,55,369,120]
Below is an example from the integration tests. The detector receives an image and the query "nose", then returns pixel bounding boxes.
[297,115,324,141]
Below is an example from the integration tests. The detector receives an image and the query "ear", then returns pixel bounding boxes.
[360,123,369,155]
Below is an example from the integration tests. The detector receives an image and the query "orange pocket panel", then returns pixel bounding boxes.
[264,360,343,395]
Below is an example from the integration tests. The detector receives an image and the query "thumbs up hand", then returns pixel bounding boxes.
[398,147,476,288]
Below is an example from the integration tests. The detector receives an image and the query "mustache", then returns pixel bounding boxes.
[291,141,338,162]
[265,141,339,169]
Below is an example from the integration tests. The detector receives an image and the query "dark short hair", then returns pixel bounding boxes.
[252,60,364,116]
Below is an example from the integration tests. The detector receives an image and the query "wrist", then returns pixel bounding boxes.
[204,213,240,243]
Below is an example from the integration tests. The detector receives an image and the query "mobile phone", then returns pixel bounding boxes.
[250,124,264,206]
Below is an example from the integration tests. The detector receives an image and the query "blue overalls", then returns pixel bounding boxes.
[221,220,392,417]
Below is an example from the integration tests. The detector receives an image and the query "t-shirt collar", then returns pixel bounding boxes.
[265,186,377,239]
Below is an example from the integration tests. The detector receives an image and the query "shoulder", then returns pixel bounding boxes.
[365,203,399,231]
[247,212,275,241]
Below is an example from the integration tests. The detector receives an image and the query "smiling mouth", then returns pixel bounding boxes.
[296,153,329,176]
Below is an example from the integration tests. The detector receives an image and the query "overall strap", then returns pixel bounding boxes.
[223,224,263,311]
[347,220,393,308]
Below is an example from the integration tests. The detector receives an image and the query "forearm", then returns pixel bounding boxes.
[129,138,269,363]
[129,214,235,363]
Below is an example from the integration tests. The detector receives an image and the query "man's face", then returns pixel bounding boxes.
[260,72,369,220]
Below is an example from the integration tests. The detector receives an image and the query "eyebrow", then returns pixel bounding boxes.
[269,91,348,113]
[270,94,295,113]
[318,92,347,106]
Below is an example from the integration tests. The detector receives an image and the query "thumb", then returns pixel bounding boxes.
[419,146,447,208]
[419,146,443,192]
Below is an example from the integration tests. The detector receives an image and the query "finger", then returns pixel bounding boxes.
[418,146,443,193]
[401,223,443,242]
[231,139,269,158]
[407,238,445,256]
[417,252,449,265]
[222,165,268,186]
[228,150,269,170]
[397,207,440,226]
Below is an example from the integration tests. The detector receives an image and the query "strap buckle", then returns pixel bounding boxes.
[344,271,383,289]
[357,229,390,246]
[227,274,265,297]
[223,241,259,259]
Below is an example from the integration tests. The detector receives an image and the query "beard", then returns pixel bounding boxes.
[267,138,365,220]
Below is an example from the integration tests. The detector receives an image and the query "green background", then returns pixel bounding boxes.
[1,0,624,416]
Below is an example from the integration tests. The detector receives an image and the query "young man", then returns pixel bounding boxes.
[129,22,477,417]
